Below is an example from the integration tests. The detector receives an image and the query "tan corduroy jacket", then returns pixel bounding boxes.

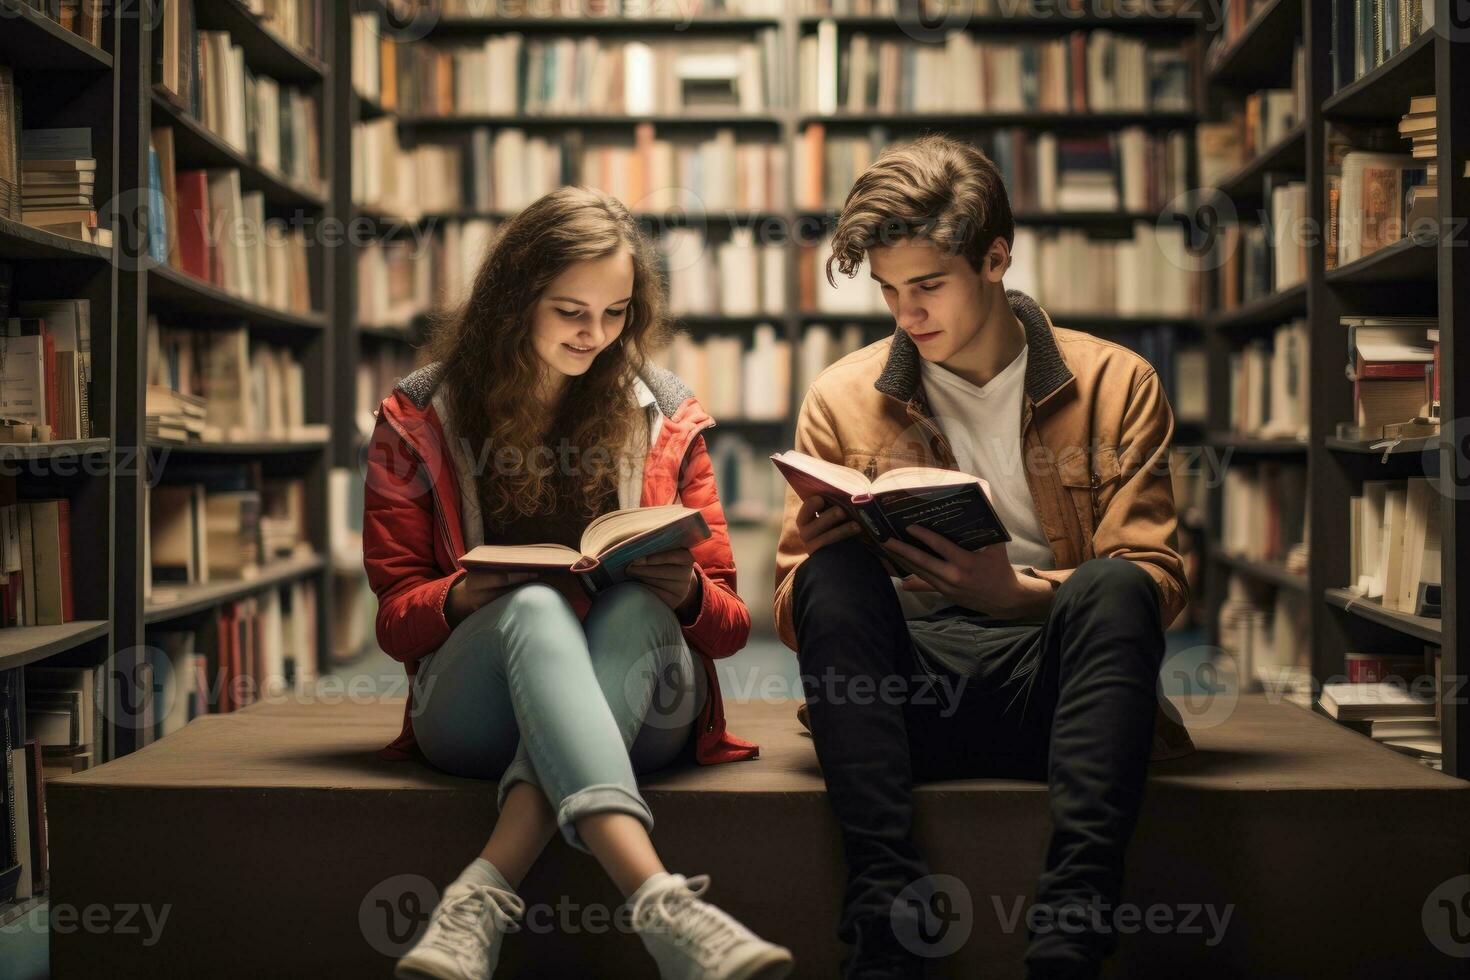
[774,288,1195,760]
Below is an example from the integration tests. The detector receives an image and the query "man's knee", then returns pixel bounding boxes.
[792,535,886,606]
[1057,558,1160,611]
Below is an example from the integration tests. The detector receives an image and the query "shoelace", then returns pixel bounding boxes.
[438,883,527,952]
[632,874,745,964]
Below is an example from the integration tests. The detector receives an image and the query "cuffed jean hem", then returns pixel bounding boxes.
[553,783,655,853]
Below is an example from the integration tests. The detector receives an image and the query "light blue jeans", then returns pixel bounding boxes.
[409,581,708,852]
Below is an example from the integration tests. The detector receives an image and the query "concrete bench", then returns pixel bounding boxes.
[47,694,1470,977]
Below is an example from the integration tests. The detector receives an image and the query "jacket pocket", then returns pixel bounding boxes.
[1057,447,1122,552]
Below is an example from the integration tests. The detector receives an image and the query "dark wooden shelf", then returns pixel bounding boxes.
[798,13,1199,32]
[674,315,785,329]
[1210,123,1308,203]
[147,263,328,332]
[1326,230,1438,286]
[401,113,783,128]
[144,553,326,625]
[0,215,111,262]
[357,321,422,341]
[0,437,110,462]
[147,437,329,457]
[802,110,1198,128]
[1206,282,1308,332]
[0,0,111,70]
[0,620,110,672]
[193,0,326,82]
[356,90,393,122]
[431,15,780,32]
[1322,30,1435,122]
[1324,587,1442,644]
[1206,432,1310,454]
[1214,551,1308,592]
[150,90,328,209]
[798,208,1174,228]
[1325,434,1440,455]
[1205,0,1302,88]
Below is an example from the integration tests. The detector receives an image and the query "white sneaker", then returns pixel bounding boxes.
[629,872,794,980]
[394,879,526,980]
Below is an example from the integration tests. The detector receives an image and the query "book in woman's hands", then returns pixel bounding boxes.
[459,504,711,596]
[771,450,1010,564]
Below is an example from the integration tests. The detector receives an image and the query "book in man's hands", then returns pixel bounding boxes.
[459,504,711,596]
[771,450,1010,570]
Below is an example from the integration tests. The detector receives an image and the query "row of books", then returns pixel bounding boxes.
[1225,318,1310,440]
[358,238,433,330]
[353,117,461,217]
[1196,46,1306,187]
[802,25,1195,115]
[1349,478,1442,618]
[160,0,322,73]
[798,124,1190,214]
[1331,0,1434,92]
[1342,315,1437,437]
[799,224,1198,317]
[155,4,324,191]
[0,295,94,443]
[375,124,792,217]
[352,12,402,109]
[1220,459,1309,571]
[146,321,328,444]
[1327,145,1430,268]
[147,135,318,316]
[654,326,792,422]
[662,227,786,317]
[432,0,785,14]
[151,584,320,720]
[1207,217,1301,314]
[145,467,312,601]
[392,33,783,117]
[1,664,104,904]
[801,0,1192,15]
[0,485,74,628]
[1218,581,1311,703]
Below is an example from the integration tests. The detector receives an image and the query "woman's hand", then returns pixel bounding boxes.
[626,548,701,620]
[445,569,540,628]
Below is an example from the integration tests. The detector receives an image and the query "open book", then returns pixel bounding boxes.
[771,450,1010,569]
[459,504,711,596]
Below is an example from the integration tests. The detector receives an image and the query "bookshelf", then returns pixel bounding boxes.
[1197,0,1465,775]
[108,0,334,765]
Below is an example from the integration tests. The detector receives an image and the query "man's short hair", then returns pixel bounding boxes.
[826,134,1016,287]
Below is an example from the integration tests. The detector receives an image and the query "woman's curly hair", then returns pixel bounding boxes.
[424,186,671,527]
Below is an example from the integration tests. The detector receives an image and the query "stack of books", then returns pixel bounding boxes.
[19,128,108,246]
[1398,95,1437,232]
[144,384,208,443]
[1340,316,1436,438]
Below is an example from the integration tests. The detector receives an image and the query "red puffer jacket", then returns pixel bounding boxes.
[362,362,759,765]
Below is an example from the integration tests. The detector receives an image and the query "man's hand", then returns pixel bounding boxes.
[882,525,1053,620]
[626,548,701,619]
[795,494,862,556]
[446,569,540,627]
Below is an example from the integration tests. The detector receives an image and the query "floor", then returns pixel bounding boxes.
[0,626,1210,978]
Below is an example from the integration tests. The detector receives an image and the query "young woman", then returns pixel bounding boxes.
[363,186,793,980]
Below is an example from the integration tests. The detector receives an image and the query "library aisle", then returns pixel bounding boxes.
[0,0,1467,977]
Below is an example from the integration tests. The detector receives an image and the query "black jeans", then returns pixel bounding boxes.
[792,537,1166,978]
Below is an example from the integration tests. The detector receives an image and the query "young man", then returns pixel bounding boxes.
[773,135,1195,979]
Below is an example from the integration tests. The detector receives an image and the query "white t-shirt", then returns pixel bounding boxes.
[894,343,1055,618]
